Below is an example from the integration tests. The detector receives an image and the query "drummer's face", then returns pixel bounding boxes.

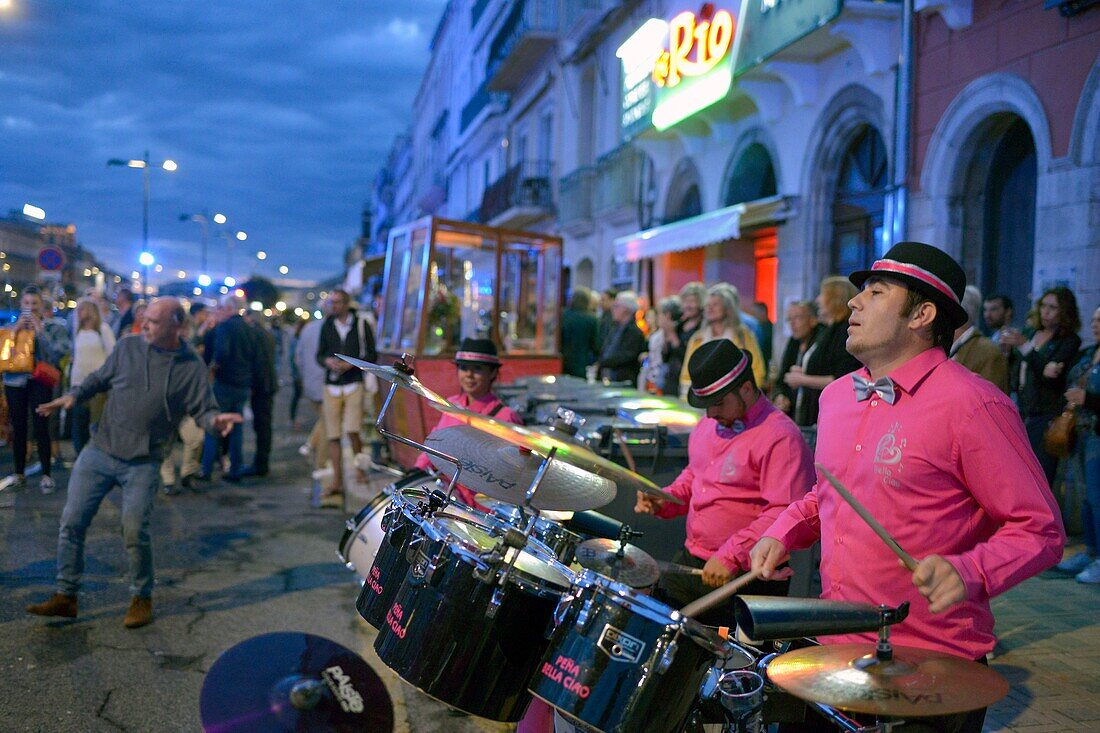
[458,362,496,398]
[707,385,747,426]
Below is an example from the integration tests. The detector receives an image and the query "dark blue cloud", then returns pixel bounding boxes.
[0,0,446,283]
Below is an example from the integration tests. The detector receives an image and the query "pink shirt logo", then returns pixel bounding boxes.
[874,422,905,488]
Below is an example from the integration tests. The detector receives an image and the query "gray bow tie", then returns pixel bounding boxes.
[852,374,897,404]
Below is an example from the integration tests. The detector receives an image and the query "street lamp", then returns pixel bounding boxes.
[221,230,247,279]
[138,251,154,296]
[278,265,289,275]
[108,150,177,292]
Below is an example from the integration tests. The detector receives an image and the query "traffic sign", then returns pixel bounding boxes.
[37,246,66,272]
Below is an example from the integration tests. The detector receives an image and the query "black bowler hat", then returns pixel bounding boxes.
[687,340,753,408]
[849,242,968,328]
[454,338,501,366]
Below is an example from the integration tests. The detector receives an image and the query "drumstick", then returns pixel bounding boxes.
[679,569,762,618]
[656,561,705,576]
[816,463,918,572]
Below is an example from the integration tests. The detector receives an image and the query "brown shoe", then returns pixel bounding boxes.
[123,596,153,628]
[26,593,78,618]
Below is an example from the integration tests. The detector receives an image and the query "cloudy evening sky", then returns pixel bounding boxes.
[0,0,447,284]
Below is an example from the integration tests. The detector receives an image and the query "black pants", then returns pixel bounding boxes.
[251,389,274,474]
[289,378,303,423]
[5,381,52,476]
[653,548,789,628]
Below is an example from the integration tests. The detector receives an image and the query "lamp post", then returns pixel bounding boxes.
[222,230,247,280]
[108,151,177,294]
[138,251,155,297]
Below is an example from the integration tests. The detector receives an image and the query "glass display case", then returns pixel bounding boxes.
[376,217,563,465]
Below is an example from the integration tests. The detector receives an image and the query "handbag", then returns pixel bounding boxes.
[32,361,61,389]
[1042,370,1086,458]
[0,328,35,373]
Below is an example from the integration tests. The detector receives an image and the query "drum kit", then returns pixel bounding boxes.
[329,355,1011,733]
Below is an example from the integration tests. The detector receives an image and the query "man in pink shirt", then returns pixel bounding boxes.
[414,338,522,508]
[751,242,1064,732]
[636,339,814,625]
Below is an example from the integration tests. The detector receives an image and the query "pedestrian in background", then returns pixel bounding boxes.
[245,314,278,477]
[112,287,134,338]
[560,287,599,378]
[200,295,255,483]
[772,300,822,423]
[595,290,647,384]
[69,298,116,456]
[289,319,307,429]
[294,311,328,471]
[950,285,1009,393]
[680,282,766,392]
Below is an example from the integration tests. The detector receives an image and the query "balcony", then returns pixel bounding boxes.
[486,0,559,92]
[593,144,642,217]
[460,80,509,133]
[480,160,555,228]
[557,167,595,235]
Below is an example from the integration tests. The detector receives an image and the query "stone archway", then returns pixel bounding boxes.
[662,157,704,224]
[721,134,779,207]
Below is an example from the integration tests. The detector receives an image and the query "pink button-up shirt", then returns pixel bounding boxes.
[415,392,523,507]
[656,396,814,572]
[765,348,1064,659]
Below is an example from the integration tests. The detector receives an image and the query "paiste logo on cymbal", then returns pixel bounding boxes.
[322,666,364,713]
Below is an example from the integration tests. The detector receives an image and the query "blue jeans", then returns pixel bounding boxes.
[57,444,161,597]
[201,383,249,477]
[1075,430,1100,553]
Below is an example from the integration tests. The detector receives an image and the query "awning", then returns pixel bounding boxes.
[613,195,793,262]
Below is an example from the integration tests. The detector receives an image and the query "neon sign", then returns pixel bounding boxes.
[652,9,736,89]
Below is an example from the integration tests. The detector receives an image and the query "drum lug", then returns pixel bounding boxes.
[344,518,357,531]
[574,598,595,634]
[486,587,505,619]
[656,639,678,675]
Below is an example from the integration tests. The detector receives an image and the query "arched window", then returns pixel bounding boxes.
[830,126,888,275]
[666,184,702,224]
[724,143,777,207]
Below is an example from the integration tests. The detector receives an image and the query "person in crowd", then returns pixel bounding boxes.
[415,338,523,508]
[751,243,1064,733]
[0,286,71,494]
[244,314,278,477]
[636,340,814,625]
[749,301,774,369]
[644,296,682,396]
[159,306,207,494]
[289,319,307,429]
[129,301,148,335]
[315,289,376,506]
[112,287,135,338]
[1001,286,1082,486]
[950,285,1009,393]
[781,276,861,426]
[597,288,617,350]
[1057,303,1100,584]
[199,295,255,483]
[595,290,647,384]
[294,310,329,472]
[560,287,600,378]
[40,290,70,471]
[26,297,242,628]
[680,283,766,392]
[983,294,1014,346]
[677,282,706,344]
[772,300,822,424]
[69,298,116,456]
[189,303,211,355]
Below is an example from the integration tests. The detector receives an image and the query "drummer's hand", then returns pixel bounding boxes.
[911,555,966,614]
[749,537,793,581]
[634,491,663,514]
[701,557,732,588]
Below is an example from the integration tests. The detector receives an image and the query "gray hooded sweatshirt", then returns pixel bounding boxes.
[71,335,220,462]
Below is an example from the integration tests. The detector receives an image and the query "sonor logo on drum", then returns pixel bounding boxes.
[321,665,365,713]
[597,625,645,663]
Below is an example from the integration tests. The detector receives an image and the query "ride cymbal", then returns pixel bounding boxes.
[766,642,1009,717]
[428,402,681,504]
[574,538,660,588]
[336,354,448,405]
[200,632,394,733]
[425,425,615,512]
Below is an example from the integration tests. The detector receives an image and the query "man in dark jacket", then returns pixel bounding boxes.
[27,297,242,628]
[245,315,278,477]
[596,290,647,384]
[315,289,376,505]
[772,300,823,424]
[560,287,600,378]
[199,295,255,482]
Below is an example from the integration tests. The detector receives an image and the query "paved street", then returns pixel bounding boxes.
[0,391,1097,732]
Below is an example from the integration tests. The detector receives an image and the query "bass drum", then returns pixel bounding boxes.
[373,515,574,722]
[338,470,430,580]
[530,570,752,733]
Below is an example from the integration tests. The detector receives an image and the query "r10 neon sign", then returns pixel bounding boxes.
[652,8,736,88]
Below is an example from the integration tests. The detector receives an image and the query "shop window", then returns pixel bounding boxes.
[830,126,888,276]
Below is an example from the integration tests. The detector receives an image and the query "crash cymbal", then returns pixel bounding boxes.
[200,632,393,733]
[574,538,660,588]
[429,402,681,504]
[425,425,615,512]
[336,354,448,405]
[766,642,1009,717]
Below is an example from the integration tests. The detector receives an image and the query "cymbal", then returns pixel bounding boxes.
[430,401,681,504]
[766,643,1009,717]
[425,426,615,512]
[574,538,660,588]
[336,354,448,405]
[200,631,393,733]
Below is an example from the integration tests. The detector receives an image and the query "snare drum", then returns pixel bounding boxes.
[481,497,582,564]
[530,570,749,733]
[373,515,575,722]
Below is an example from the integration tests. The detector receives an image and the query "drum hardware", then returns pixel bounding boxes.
[817,463,918,571]
[714,670,765,733]
[733,597,908,642]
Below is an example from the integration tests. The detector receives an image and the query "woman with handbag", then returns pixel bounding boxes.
[0,287,72,494]
[69,299,116,456]
[1002,286,1083,487]
[1057,304,1100,583]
